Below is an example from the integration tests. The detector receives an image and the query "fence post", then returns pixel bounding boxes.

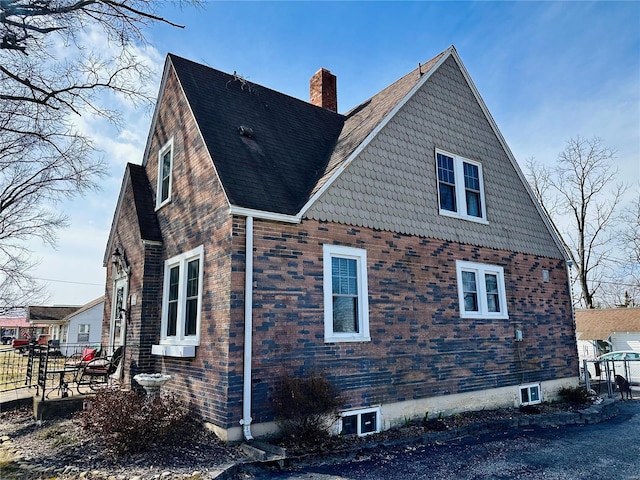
[583,359,591,391]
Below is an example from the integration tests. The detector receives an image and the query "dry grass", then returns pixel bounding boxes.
[0,349,30,392]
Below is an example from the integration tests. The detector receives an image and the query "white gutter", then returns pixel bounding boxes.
[240,216,254,441]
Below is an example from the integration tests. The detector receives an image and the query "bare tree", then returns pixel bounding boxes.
[0,0,195,310]
[527,136,627,309]
[615,192,640,306]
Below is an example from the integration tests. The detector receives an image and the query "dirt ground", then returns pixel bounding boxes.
[0,397,598,480]
[0,406,247,480]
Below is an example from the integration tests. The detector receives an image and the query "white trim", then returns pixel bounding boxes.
[109,277,128,353]
[338,406,381,436]
[229,206,300,224]
[435,148,488,223]
[240,216,254,441]
[151,344,196,358]
[158,245,204,347]
[299,47,456,217]
[519,383,542,406]
[156,137,174,209]
[456,260,508,319]
[448,49,569,261]
[323,244,370,343]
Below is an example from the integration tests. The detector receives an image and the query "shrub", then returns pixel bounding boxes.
[557,385,590,404]
[78,388,197,454]
[271,374,344,444]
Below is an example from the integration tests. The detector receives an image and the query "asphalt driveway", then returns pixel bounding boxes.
[243,399,640,480]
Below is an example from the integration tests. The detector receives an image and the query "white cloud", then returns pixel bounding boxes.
[27,27,165,307]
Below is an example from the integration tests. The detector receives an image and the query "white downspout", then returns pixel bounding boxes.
[240,216,254,441]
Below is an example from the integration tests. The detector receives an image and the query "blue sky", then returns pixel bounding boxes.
[32,1,639,306]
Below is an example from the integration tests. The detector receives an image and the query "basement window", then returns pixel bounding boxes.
[519,383,542,406]
[340,407,380,436]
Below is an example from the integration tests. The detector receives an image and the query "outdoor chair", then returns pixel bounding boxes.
[65,347,98,368]
[75,346,123,394]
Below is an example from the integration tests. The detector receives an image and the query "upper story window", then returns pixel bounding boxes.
[456,260,508,319]
[323,244,370,343]
[159,245,204,346]
[156,138,174,208]
[436,149,487,222]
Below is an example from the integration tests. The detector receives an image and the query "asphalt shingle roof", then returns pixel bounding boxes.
[169,54,345,214]
[575,308,640,340]
[27,306,80,323]
[168,51,444,215]
[128,164,162,243]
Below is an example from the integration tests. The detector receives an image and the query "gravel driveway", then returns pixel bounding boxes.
[240,400,640,480]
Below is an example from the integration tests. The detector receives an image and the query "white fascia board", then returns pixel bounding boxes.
[229,206,301,224]
[449,50,569,262]
[298,46,456,218]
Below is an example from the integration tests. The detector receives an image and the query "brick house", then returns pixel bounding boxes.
[103,46,577,441]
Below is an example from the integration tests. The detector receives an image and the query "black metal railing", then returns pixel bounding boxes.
[0,342,116,397]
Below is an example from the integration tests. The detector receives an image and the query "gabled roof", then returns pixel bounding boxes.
[128,164,163,243]
[137,46,565,259]
[575,308,640,340]
[28,306,80,324]
[104,163,162,266]
[63,296,104,321]
[167,54,345,215]
[306,51,446,203]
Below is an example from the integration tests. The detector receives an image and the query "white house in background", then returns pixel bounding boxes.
[61,297,105,356]
[27,305,81,344]
[575,308,640,363]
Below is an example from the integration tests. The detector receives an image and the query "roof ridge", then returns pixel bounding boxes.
[168,53,345,117]
[344,50,447,118]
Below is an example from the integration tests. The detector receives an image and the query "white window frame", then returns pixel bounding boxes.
[323,244,370,343]
[77,324,90,343]
[338,407,381,437]
[435,148,488,223]
[158,245,204,347]
[519,383,542,406]
[456,260,508,319]
[156,138,174,209]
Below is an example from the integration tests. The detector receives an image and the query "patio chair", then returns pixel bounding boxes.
[65,347,98,368]
[76,346,123,394]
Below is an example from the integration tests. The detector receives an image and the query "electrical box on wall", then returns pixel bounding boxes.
[542,269,550,282]
[515,329,523,342]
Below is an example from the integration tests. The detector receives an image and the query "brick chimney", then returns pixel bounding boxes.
[310,68,337,112]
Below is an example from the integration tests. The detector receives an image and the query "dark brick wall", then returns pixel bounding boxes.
[107,65,576,434]
[236,219,576,424]
[141,66,237,428]
[102,172,152,385]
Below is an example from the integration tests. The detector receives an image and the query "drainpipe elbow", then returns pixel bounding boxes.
[240,417,254,441]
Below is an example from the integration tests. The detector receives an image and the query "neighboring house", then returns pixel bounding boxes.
[575,308,640,361]
[0,310,32,343]
[27,305,80,344]
[60,297,105,356]
[103,46,576,442]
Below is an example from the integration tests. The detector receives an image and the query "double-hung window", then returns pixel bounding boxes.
[77,324,90,343]
[323,245,370,343]
[156,138,174,208]
[456,260,508,319]
[436,149,487,222]
[159,245,204,347]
